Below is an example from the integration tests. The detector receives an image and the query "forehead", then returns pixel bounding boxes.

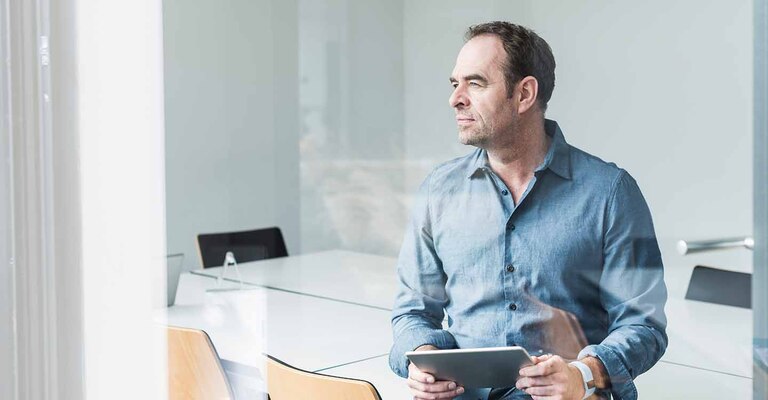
[451,34,506,79]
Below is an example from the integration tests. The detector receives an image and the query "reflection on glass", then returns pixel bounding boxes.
[162,0,757,398]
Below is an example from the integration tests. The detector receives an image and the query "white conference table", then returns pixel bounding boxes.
[180,250,753,398]
[163,273,391,372]
[192,250,397,310]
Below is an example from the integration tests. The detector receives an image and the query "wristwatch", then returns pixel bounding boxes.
[569,360,596,399]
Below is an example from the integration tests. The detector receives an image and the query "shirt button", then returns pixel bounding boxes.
[501,189,509,196]
[506,264,515,273]
[508,223,515,231]
[509,303,517,311]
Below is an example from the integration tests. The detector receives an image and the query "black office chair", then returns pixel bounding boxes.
[678,237,753,308]
[685,265,751,308]
[196,227,288,268]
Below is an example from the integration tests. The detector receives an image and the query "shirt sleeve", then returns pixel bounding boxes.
[388,172,457,378]
[578,170,669,400]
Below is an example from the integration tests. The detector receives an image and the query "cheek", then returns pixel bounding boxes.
[475,96,504,120]
[472,100,490,122]
[493,103,516,124]
[479,104,504,125]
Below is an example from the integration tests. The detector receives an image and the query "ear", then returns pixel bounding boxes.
[516,76,539,114]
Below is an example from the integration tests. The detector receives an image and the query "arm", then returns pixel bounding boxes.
[578,170,668,400]
[388,173,457,378]
[517,354,607,399]
[407,345,465,399]
[517,171,667,400]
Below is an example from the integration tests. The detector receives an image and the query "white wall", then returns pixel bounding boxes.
[298,0,407,255]
[403,0,520,166]
[402,0,754,283]
[165,0,406,258]
[164,0,299,267]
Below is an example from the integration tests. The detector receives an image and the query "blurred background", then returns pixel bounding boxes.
[164,0,753,280]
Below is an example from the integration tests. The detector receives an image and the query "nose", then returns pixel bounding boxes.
[449,84,469,109]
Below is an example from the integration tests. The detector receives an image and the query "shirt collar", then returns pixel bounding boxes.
[467,119,572,180]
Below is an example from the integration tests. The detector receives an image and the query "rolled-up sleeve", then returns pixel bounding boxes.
[579,170,668,400]
[389,172,457,378]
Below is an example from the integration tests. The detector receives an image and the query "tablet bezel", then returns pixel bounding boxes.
[405,346,535,389]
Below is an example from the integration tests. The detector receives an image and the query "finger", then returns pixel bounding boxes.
[406,379,458,393]
[408,364,436,383]
[520,356,557,377]
[524,385,557,396]
[407,378,435,393]
[519,362,546,377]
[516,376,552,389]
[531,354,552,365]
[410,386,465,399]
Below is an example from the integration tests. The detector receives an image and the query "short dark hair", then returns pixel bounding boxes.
[465,21,556,112]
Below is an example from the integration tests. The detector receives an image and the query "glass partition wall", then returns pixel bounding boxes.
[164,1,763,398]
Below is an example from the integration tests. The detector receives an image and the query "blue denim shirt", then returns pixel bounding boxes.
[390,120,668,400]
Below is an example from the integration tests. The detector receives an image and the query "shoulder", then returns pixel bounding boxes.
[567,144,632,192]
[566,144,651,218]
[422,149,482,190]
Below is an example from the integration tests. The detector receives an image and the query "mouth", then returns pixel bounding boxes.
[456,115,475,125]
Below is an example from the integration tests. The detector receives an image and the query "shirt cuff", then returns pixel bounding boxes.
[388,328,457,378]
[578,344,637,400]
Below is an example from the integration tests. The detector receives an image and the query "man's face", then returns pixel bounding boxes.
[449,35,518,147]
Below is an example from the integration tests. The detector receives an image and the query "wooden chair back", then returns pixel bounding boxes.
[266,355,381,400]
[167,326,234,400]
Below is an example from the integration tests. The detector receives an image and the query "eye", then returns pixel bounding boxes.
[469,81,480,87]
[451,82,458,89]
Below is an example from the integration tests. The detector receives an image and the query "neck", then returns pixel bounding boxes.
[485,117,550,181]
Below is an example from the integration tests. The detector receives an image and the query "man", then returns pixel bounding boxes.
[389,22,667,400]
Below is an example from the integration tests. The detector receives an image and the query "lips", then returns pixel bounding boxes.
[456,115,475,125]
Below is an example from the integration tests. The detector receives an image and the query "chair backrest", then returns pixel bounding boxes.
[196,227,288,268]
[685,265,752,308]
[266,355,382,400]
[166,253,185,306]
[167,326,234,400]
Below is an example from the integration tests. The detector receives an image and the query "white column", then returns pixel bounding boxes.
[75,1,167,398]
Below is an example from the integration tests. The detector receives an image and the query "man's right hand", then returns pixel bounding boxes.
[407,345,465,400]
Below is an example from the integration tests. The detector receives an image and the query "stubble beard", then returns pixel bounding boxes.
[459,122,491,147]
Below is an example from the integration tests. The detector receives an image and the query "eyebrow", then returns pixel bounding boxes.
[449,74,489,84]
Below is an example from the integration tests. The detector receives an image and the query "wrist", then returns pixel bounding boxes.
[569,360,595,400]
[567,364,586,399]
[579,356,609,390]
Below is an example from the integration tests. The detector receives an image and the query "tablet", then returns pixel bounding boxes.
[405,346,534,388]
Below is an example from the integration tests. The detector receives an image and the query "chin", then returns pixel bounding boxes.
[459,131,485,147]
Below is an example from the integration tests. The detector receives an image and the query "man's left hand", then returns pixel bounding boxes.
[516,354,585,400]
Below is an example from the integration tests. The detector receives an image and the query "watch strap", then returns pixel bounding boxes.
[569,360,596,399]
